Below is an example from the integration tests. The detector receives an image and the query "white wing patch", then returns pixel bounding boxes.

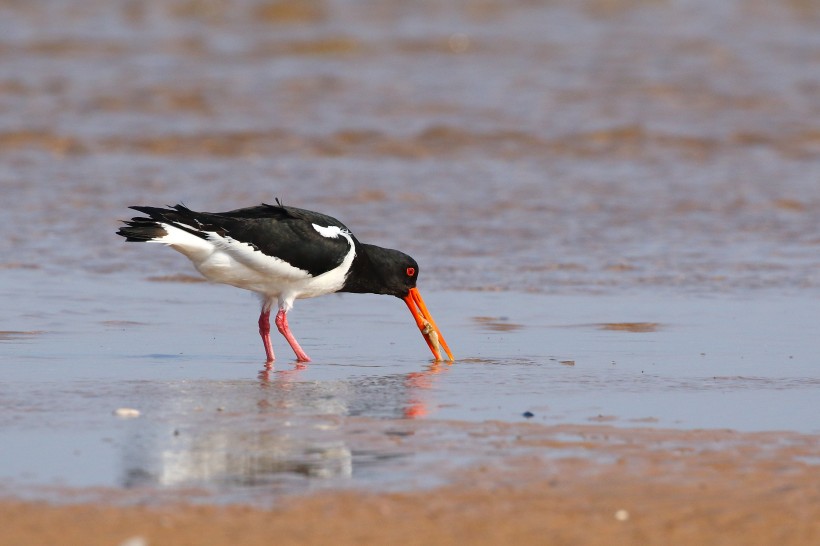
[295,224,357,302]
[313,223,347,239]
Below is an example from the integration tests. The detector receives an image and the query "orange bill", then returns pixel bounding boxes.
[403,287,454,361]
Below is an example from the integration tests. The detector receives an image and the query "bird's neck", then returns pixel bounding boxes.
[341,243,395,296]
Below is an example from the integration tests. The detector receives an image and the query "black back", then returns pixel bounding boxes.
[122,203,353,277]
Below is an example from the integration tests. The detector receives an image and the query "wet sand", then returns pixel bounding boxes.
[1,0,819,543]
[2,422,818,546]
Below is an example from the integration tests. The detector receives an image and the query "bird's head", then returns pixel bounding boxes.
[375,249,420,298]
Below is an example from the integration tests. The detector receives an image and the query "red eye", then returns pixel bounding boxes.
[406,267,415,276]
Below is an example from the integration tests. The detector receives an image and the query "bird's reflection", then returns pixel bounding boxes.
[121,359,451,494]
[256,359,449,419]
[403,362,449,418]
[257,361,307,384]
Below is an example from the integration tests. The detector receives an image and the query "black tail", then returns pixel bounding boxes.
[117,217,167,242]
[116,205,186,242]
[117,204,215,242]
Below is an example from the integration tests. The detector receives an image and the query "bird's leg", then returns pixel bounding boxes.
[274,308,311,362]
[258,308,275,363]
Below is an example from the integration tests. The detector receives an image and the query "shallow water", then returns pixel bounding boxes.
[0,0,819,504]
[1,269,818,501]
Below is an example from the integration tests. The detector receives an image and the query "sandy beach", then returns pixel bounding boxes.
[3,422,818,545]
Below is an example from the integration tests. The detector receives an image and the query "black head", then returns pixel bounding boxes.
[342,243,419,297]
[379,249,419,297]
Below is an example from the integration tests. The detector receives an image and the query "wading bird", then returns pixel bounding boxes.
[117,202,453,363]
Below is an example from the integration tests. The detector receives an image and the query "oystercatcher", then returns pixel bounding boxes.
[117,202,453,363]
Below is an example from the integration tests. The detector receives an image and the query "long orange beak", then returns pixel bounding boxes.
[403,287,454,362]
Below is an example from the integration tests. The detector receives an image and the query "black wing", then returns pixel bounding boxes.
[126,203,355,277]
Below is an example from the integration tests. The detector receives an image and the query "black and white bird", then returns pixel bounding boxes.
[117,202,453,363]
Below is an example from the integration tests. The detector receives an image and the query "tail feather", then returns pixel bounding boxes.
[117,218,168,242]
[117,204,203,242]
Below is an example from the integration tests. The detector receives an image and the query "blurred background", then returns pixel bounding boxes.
[0,0,818,294]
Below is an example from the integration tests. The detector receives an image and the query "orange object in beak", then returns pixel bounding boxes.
[403,287,454,361]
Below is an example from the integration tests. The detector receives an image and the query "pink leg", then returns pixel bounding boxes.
[258,309,275,362]
[275,308,311,362]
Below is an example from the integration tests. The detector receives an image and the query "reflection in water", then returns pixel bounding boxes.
[404,363,449,418]
[120,361,449,493]
[257,362,308,383]
[151,431,353,488]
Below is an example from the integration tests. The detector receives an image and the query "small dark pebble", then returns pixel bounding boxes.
[523,411,535,419]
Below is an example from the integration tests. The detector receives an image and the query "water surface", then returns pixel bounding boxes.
[1,269,817,502]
